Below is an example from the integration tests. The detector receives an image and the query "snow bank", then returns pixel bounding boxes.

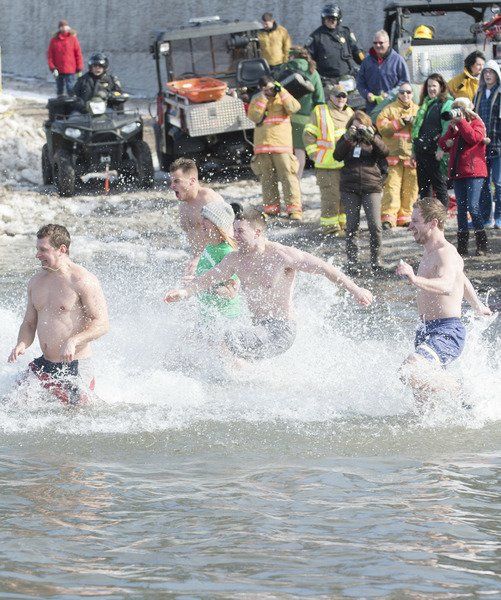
[0,94,45,187]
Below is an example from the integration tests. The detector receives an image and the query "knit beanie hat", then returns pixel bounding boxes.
[201,202,235,234]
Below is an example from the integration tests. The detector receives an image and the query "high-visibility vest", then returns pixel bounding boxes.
[304,104,346,169]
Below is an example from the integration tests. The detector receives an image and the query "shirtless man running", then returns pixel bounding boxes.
[169,157,226,275]
[396,198,492,401]
[164,207,373,360]
[8,224,109,404]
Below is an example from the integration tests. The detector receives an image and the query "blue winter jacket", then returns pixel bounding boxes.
[356,48,410,113]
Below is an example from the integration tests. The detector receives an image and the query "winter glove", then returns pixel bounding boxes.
[359,125,375,142]
[76,71,82,78]
[273,82,283,94]
[52,69,59,78]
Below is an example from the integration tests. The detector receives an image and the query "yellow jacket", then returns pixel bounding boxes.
[258,25,291,67]
[376,98,418,165]
[248,89,300,154]
[303,101,353,169]
[448,69,479,102]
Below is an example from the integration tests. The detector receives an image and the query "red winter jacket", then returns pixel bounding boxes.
[438,116,487,179]
[47,31,83,74]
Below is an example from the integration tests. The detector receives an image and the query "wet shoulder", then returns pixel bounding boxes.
[70,264,99,290]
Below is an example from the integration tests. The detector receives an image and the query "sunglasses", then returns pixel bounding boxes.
[335,92,348,98]
[398,89,412,94]
[373,41,386,45]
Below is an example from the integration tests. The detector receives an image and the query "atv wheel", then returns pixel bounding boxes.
[131,140,154,188]
[54,149,76,197]
[41,144,53,185]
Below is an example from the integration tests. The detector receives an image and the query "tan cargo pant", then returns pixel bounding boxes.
[381,161,418,226]
[316,168,345,227]
[251,153,302,214]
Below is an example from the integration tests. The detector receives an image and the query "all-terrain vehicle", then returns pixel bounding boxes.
[384,1,501,84]
[150,17,272,177]
[42,94,154,196]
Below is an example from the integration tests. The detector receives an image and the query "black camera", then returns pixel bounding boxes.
[442,107,464,121]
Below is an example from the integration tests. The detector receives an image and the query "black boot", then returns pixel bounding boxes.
[457,231,469,256]
[475,230,488,256]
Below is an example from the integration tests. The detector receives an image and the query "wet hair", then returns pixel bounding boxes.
[235,207,268,230]
[464,50,485,73]
[414,198,447,231]
[169,157,198,176]
[419,73,450,105]
[346,110,373,129]
[288,45,317,73]
[262,12,273,21]
[37,224,71,250]
[258,75,275,88]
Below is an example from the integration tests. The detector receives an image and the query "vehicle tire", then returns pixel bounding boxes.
[54,149,76,197]
[41,144,53,185]
[131,140,154,188]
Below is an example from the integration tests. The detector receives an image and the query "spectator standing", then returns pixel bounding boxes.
[438,97,488,255]
[376,82,419,229]
[448,50,485,102]
[258,12,291,68]
[356,30,410,115]
[303,83,353,235]
[333,110,389,273]
[279,46,324,179]
[411,73,453,207]
[474,60,501,228]
[248,76,302,220]
[306,4,364,81]
[47,19,83,96]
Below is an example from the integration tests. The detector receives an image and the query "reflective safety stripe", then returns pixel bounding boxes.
[311,104,345,169]
[393,131,411,139]
[254,100,267,110]
[320,215,340,226]
[391,119,401,131]
[338,212,346,225]
[255,145,293,153]
[263,115,290,125]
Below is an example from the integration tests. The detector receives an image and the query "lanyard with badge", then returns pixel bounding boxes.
[353,145,361,158]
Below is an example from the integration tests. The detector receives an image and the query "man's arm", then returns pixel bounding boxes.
[8,287,38,362]
[61,274,109,362]
[396,252,457,295]
[285,248,373,306]
[463,274,492,315]
[355,61,370,100]
[164,254,238,303]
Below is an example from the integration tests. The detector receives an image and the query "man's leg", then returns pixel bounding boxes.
[65,73,76,95]
[381,162,402,227]
[399,353,461,405]
[56,74,64,96]
[317,168,340,233]
[479,156,493,224]
[344,191,362,268]
[397,165,418,226]
[490,155,501,224]
[252,154,280,215]
[272,153,302,217]
[362,192,383,269]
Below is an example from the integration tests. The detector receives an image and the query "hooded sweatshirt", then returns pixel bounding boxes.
[473,59,501,156]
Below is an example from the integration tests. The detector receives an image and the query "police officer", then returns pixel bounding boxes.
[72,52,123,112]
[306,4,364,80]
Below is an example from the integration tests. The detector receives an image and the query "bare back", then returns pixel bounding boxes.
[29,263,101,361]
[416,239,465,320]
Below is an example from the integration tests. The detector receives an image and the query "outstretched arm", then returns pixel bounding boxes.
[463,274,492,315]
[8,288,38,362]
[164,254,237,303]
[61,275,109,362]
[286,248,373,306]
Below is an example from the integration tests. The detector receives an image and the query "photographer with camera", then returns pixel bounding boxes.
[333,110,389,274]
[248,75,302,220]
[411,74,454,208]
[438,98,488,256]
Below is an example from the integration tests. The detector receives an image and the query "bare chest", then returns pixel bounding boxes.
[32,280,80,315]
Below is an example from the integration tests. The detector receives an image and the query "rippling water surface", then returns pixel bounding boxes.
[1,199,500,598]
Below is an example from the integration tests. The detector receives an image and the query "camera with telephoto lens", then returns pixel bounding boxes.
[442,107,464,121]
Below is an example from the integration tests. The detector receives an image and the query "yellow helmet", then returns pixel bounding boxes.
[413,25,434,40]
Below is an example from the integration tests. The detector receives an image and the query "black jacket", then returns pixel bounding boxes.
[306,24,363,79]
[72,71,122,112]
[334,134,389,194]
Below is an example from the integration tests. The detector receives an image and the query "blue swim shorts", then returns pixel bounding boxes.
[414,317,466,366]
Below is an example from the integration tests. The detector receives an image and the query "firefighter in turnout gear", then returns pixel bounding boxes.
[305,4,364,80]
[376,82,419,228]
[303,82,353,234]
[248,76,302,220]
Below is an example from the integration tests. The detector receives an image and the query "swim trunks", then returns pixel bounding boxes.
[28,356,95,405]
[224,318,296,360]
[414,317,466,366]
